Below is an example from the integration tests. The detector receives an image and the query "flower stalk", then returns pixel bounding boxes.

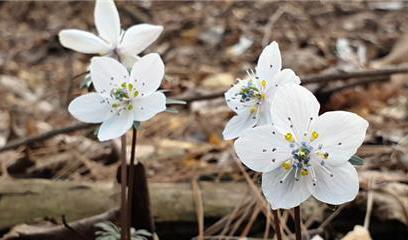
[128,128,137,228]
[294,206,301,240]
[120,135,130,240]
[272,210,282,240]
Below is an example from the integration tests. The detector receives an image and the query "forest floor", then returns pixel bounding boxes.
[0,1,408,240]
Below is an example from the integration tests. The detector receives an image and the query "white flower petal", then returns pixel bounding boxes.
[234,125,292,172]
[311,111,369,166]
[257,101,272,125]
[98,110,134,141]
[222,110,258,140]
[119,24,163,55]
[120,54,141,69]
[310,161,359,205]
[224,79,251,114]
[58,29,110,54]
[262,168,311,209]
[132,92,166,122]
[90,56,130,96]
[271,85,320,140]
[130,53,164,96]
[256,41,282,81]
[94,0,121,45]
[275,69,301,85]
[68,93,112,123]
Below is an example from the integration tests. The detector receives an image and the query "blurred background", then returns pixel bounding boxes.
[0,1,408,240]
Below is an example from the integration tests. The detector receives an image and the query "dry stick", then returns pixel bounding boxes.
[120,135,130,240]
[192,178,205,240]
[0,122,93,152]
[61,215,88,240]
[127,129,137,231]
[294,206,301,240]
[181,67,408,103]
[240,205,261,237]
[263,205,271,240]
[272,210,283,240]
[228,200,255,237]
[2,67,405,153]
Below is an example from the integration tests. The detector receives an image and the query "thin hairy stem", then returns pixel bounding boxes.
[272,210,282,240]
[120,135,130,240]
[294,206,301,240]
[128,128,137,228]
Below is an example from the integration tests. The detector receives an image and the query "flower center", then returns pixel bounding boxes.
[279,130,333,185]
[238,81,264,103]
[109,82,139,113]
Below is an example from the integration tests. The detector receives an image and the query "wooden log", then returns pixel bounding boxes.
[0,179,249,230]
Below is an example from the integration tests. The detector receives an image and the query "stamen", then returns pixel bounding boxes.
[261,80,267,88]
[281,161,292,170]
[320,164,334,177]
[310,167,317,186]
[300,169,309,176]
[279,168,292,183]
[310,131,319,142]
[285,133,295,142]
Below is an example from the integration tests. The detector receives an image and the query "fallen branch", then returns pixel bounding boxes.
[0,123,93,152]
[1,67,406,152]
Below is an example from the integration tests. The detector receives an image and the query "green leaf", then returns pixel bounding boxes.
[349,155,364,165]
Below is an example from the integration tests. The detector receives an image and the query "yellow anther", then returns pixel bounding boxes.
[261,80,267,88]
[285,133,295,142]
[133,91,139,97]
[260,93,266,100]
[127,104,134,111]
[282,161,292,170]
[300,169,309,176]
[316,151,329,160]
[112,103,120,108]
[250,107,257,114]
[121,82,127,88]
[311,131,319,141]
[128,83,133,91]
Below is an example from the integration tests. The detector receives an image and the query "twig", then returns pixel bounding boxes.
[120,135,130,240]
[302,67,408,84]
[3,67,406,152]
[272,210,282,240]
[228,200,255,236]
[192,178,205,240]
[364,178,375,229]
[263,204,271,240]
[0,122,93,152]
[240,205,261,237]
[180,67,408,103]
[61,215,88,240]
[294,206,301,240]
[127,129,137,229]
[319,76,389,96]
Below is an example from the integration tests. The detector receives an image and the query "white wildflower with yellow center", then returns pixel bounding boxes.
[68,54,166,141]
[59,0,163,67]
[234,85,368,209]
[223,42,300,140]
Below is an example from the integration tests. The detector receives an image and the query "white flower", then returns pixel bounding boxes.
[234,84,368,209]
[59,0,163,67]
[223,42,300,140]
[68,54,166,141]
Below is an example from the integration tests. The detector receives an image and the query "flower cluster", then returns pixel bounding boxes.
[60,0,167,141]
[225,43,369,209]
